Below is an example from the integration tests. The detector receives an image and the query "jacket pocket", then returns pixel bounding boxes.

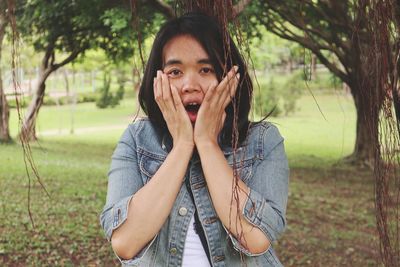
[228,158,254,183]
[138,150,165,183]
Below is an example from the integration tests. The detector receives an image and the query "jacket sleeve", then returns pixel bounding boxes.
[226,123,289,256]
[99,122,157,265]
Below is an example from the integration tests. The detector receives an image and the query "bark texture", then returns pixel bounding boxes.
[20,67,53,141]
[19,45,81,141]
[347,76,381,166]
[0,0,10,143]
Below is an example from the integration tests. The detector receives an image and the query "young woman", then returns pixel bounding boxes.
[100,12,289,267]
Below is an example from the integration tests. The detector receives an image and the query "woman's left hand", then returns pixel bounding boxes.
[194,66,240,146]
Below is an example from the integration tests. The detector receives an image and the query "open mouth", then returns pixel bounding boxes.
[184,102,201,123]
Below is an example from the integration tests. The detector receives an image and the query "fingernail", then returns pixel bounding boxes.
[236,73,240,79]
[233,65,239,72]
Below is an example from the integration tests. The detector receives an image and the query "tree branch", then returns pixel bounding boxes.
[267,14,347,66]
[232,0,252,19]
[42,43,54,70]
[266,3,349,61]
[147,0,175,19]
[53,48,85,70]
[266,20,349,83]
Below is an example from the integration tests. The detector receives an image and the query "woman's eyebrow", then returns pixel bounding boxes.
[164,58,211,68]
[164,59,182,67]
[198,58,212,64]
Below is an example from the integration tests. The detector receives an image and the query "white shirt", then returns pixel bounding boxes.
[182,215,211,267]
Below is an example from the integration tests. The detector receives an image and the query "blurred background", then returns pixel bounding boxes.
[1,1,398,266]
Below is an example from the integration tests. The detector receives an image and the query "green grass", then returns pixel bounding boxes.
[0,91,381,266]
[0,141,118,265]
[10,89,356,166]
[9,97,140,137]
[271,91,356,166]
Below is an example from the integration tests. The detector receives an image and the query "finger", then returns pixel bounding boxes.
[161,72,172,101]
[203,81,218,104]
[216,70,238,109]
[154,76,161,104]
[222,73,240,108]
[171,85,192,125]
[204,66,237,110]
[217,67,236,95]
[155,71,166,111]
[230,72,240,97]
[153,77,158,99]
[221,111,227,127]
[157,71,163,98]
[225,66,239,96]
[170,84,184,111]
[215,66,238,104]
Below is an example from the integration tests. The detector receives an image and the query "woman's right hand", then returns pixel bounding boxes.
[154,70,194,150]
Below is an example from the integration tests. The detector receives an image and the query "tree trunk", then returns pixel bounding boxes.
[392,0,400,140]
[19,67,53,141]
[0,2,10,143]
[393,83,400,138]
[18,44,81,142]
[0,67,10,143]
[311,54,317,80]
[352,92,378,165]
[346,74,381,166]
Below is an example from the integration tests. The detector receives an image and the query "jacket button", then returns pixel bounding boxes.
[178,207,188,216]
[170,247,177,254]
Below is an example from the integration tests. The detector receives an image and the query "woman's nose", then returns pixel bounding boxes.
[181,74,201,94]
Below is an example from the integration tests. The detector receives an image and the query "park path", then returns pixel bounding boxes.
[37,124,127,136]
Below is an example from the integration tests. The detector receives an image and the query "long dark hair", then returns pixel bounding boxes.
[138,12,252,146]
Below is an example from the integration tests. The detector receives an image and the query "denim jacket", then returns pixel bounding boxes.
[100,118,289,267]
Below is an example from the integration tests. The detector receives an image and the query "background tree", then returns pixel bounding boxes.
[244,2,399,265]
[391,1,400,133]
[237,1,381,165]
[15,0,137,141]
[0,0,10,142]
[361,0,400,265]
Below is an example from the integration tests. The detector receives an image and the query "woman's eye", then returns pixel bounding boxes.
[167,69,182,77]
[201,67,214,74]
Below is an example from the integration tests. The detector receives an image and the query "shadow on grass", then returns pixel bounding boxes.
[0,140,381,266]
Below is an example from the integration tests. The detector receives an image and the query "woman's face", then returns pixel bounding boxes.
[162,35,218,123]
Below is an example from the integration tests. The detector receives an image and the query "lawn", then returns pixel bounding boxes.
[0,91,380,266]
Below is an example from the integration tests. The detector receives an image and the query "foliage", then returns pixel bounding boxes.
[253,67,343,118]
[16,0,135,62]
[254,78,281,117]
[7,97,27,109]
[249,27,305,71]
[96,73,111,109]
[1,40,43,74]
[96,73,123,109]
[8,92,98,108]
[281,71,304,116]
[79,92,98,104]
[254,70,318,117]
[43,92,98,106]
[14,0,141,140]
[240,1,352,84]
[238,1,390,166]
[115,67,127,101]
